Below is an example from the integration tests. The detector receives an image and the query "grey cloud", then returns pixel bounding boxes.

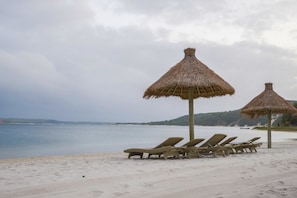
[0,0,296,122]
[111,0,297,44]
[197,41,297,101]
[0,0,93,29]
[114,0,227,19]
[230,1,297,38]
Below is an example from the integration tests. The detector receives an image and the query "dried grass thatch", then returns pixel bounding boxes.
[241,83,297,118]
[143,48,235,99]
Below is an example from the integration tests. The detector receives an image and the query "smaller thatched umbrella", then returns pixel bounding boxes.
[144,48,235,140]
[241,83,297,148]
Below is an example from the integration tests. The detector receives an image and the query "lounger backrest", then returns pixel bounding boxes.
[220,136,237,146]
[246,137,261,144]
[182,138,205,147]
[200,134,227,147]
[154,137,184,148]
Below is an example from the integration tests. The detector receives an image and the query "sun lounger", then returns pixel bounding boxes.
[182,138,205,147]
[123,137,184,159]
[219,136,238,146]
[186,134,227,158]
[217,136,238,155]
[232,137,262,153]
[124,146,180,159]
[175,138,205,158]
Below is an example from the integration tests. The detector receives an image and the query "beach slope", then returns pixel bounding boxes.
[1,142,297,198]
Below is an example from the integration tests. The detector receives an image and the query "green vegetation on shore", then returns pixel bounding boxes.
[253,126,297,132]
[146,101,297,129]
[146,109,270,127]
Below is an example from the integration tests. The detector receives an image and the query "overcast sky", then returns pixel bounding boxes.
[1,0,297,122]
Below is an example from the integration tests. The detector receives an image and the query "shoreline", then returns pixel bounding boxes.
[0,151,122,162]
[2,124,297,160]
[1,142,297,197]
[2,138,297,161]
[252,127,297,132]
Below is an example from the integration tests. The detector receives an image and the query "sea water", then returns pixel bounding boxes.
[0,124,296,159]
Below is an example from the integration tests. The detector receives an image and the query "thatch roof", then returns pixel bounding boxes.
[143,48,235,99]
[241,83,297,118]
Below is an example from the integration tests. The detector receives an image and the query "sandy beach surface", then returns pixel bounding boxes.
[1,142,297,198]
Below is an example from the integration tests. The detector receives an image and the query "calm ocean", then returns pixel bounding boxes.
[0,124,296,159]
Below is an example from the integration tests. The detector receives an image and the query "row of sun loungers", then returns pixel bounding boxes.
[123,134,263,159]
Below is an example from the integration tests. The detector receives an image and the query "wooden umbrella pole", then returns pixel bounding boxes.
[189,88,194,140]
[267,111,272,148]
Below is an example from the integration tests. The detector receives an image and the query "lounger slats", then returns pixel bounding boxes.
[124,137,183,159]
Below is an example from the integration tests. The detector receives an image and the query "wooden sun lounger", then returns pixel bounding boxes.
[217,136,238,155]
[232,137,262,153]
[186,134,227,158]
[123,137,184,159]
[175,138,205,158]
[124,146,181,159]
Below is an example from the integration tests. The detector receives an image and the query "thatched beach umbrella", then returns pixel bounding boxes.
[143,48,235,140]
[241,83,297,148]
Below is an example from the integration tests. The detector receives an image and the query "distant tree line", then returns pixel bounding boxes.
[279,102,297,126]
[146,103,297,127]
[146,109,269,126]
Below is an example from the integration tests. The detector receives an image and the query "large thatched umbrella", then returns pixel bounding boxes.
[143,48,235,140]
[241,83,297,148]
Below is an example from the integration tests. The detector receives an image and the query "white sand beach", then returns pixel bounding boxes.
[1,142,297,198]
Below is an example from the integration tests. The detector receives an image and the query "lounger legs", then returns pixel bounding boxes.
[128,152,144,158]
[186,150,201,159]
[163,150,180,159]
[147,150,180,159]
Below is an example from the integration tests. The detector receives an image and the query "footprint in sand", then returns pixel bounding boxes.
[92,190,104,197]
[122,184,129,189]
[113,192,129,197]
[239,170,247,174]
[143,182,154,187]
[278,180,285,185]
